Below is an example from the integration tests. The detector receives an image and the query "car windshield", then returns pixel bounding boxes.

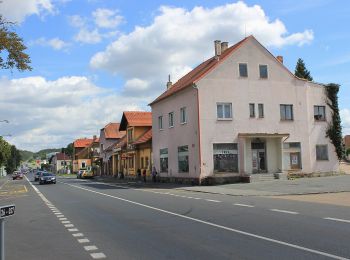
[42,173,53,177]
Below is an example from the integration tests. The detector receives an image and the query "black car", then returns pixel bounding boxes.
[34,171,44,181]
[39,172,56,185]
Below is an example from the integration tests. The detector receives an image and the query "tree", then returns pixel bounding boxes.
[0,137,11,167]
[5,145,21,174]
[0,15,32,71]
[294,58,313,81]
[62,143,73,157]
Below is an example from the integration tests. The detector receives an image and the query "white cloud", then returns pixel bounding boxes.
[68,15,86,28]
[93,8,124,29]
[30,37,70,51]
[90,2,314,98]
[341,109,350,135]
[74,28,102,44]
[0,76,144,151]
[0,0,54,23]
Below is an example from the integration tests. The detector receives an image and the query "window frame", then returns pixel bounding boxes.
[158,115,163,130]
[249,103,255,118]
[280,104,294,121]
[216,102,232,120]
[314,105,326,121]
[238,63,248,77]
[259,64,268,79]
[180,107,187,124]
[168,112,174,128]
[316,144,329,161]
[258,103,264,118]
[160,148,168,173]
[178,145,189,173]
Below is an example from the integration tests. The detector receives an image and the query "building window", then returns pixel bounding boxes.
[316,145,329,160]
[258,104,264,118]
[249,103,255,118]
[217,103,232,120]
[169,112,174,128]
[145,157,149,169]
[259,64,268,79]
[141,157,144,169]
[180,107,187,124]
[213,143,238,172]
[283,142,301,149]
[178,145,189,173]
[127,128,133,142]
[128,156,134,169]
[239,63,248,77]
[158,116,163,130]
[280,104,293,120]
[314,106,326,121]
[81,162,86,169]
[160,148,168,173]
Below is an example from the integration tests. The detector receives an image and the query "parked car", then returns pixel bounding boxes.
[77,169,94,179]
[34,171,44,181]
[12,171,24,180]
[39,172,56,185]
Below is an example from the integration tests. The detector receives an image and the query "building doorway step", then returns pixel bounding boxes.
[250,173,276,182]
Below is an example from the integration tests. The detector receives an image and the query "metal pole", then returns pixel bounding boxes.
[0,218,5,260]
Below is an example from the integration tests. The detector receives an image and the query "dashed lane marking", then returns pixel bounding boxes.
[206,199,221,203]
[324,217,350,224]
[234,203,255,208]
[64,224,74,228]
[68,228,79,232]
[90,252,106,259]
[270,209,299,215]
[78,239,90,243]
[84,245,98,251]
[73,233,84,237]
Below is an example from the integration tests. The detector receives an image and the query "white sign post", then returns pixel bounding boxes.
[0,205,15,260]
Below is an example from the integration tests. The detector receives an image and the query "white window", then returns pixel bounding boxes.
[178,145,189,172]
[168,112,174,128]
[180,107,187,124]
[213,143,238,172]
[280,104,293,121]
[160,148,168,173]
[259,64,268,79]
[316,145,329,160]
[158,116,163,130]
[217,103,232,120]
[314,106,326,121]
[258,104,264,118]
[249,103,255,118]
[239,63,248,77]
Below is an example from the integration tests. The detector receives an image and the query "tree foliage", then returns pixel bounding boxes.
[295,58,313,81]
[0,137,11,166]
[325,83,344,161]
[0,15,32,71]
[62,143,73,157]
[5,145,21,174]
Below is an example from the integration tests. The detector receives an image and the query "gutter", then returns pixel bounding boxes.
[192,83,202,184]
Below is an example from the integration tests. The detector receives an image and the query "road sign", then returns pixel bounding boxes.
[0,205,15,218]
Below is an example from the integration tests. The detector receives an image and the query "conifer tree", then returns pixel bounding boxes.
[294,58,313,81]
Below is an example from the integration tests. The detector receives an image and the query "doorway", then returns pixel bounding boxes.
[251,140,267,173]
[290,152,301,169]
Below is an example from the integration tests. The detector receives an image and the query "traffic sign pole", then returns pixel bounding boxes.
[0,218,4,260]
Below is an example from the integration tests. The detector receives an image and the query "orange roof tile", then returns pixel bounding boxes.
[119,111,152,130]
[102,122,125,139]
[74,138,93,148]
[133,129,152,145]
[56,153,71,160]
[149,36,251,105]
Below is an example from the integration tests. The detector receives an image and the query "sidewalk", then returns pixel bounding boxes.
[92,174,350,196]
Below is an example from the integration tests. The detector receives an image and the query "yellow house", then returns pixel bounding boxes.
[118,111,152,177]
[72,138,93,173]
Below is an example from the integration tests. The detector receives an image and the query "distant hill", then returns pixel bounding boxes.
[19,148,62,161]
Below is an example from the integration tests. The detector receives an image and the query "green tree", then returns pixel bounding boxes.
[5,145,21,174]
[62,143,73,157]
[294,58,313,81]
[0,15,32,71]
[0,137,11,167]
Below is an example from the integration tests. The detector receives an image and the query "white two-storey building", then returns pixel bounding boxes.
[150,36,339,184]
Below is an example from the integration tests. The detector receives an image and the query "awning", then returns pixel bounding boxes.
[238,133,289,138]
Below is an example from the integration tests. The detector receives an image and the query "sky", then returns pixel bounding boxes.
[0,0,349,152]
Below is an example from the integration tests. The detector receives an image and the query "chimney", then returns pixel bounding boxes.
[221,42,228,52]
[214,40,221,58]
[166,74,172,90]
[276,55,283,64]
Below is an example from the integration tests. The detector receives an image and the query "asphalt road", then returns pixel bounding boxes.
[1,173,350,260]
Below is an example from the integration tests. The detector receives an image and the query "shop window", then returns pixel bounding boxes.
[213,143,238,172]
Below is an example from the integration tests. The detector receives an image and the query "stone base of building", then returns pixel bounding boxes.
[158,174,245,186]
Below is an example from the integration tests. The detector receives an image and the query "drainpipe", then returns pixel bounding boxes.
[192,83,202,184]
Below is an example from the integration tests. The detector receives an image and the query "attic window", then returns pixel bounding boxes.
[239,63,248,77]
[259,65,268,79]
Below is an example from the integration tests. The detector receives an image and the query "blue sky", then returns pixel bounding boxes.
[0,0,349,151]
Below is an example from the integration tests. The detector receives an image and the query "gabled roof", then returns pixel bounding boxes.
[149,36,251,105]
[74,138,93,148]
[102,122,125,139]
[119,111,152,131]
[133,129,152,145]
[56,153,71,160]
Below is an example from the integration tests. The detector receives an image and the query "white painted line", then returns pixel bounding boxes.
[68,228,79,232]
[59,218,67,221]
[72,233,84,237]
[54,212,62,215]
[57,215,64,218]
[64,224,74,227]
[62,181,347,260]
[90,252,106,259]
[78,238,90,243]
[61,221,71,224]
[84,245,98,251]
[193,197,201,200]
[206,199,221,203]
[270,209,299,215]
[234,203,255,208]
[324,217,350,224]
[187,197,194,199]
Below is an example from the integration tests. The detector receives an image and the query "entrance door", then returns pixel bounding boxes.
[290,152,301,169]
[251,141,266,173]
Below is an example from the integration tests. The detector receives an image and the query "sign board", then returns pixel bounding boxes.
[0,205,15,218]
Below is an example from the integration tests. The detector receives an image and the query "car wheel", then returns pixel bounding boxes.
[39,181,43,185]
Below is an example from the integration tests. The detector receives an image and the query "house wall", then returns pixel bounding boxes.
[152,86,200,179]
[196,38,338,176]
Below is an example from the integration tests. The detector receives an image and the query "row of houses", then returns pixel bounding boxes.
[64,35,339,184]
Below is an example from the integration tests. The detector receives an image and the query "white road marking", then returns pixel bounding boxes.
[234,203,255,208]
[84,245,98,251]
[59,218,67,221]
[68,228,79,232]
[64,224,74,227]
[90,252,106,259]
[62,181,347,260]
[193,197,201,200]
[57,215,64,218]
[270,209,299,215]
[72,233,84,237]
[61,220,71,224]
[206,199,221,203]
[324,217,350,224]
[54,212,62,215]
[78,238,90,243]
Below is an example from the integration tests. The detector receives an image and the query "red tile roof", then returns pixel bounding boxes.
[345,135,350,149]
[103,123,125,139]
[133,129,152,145]
[74,138,93,148]
[119,111,152,130]
[56,153,71,160]
[150,36,251,105]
